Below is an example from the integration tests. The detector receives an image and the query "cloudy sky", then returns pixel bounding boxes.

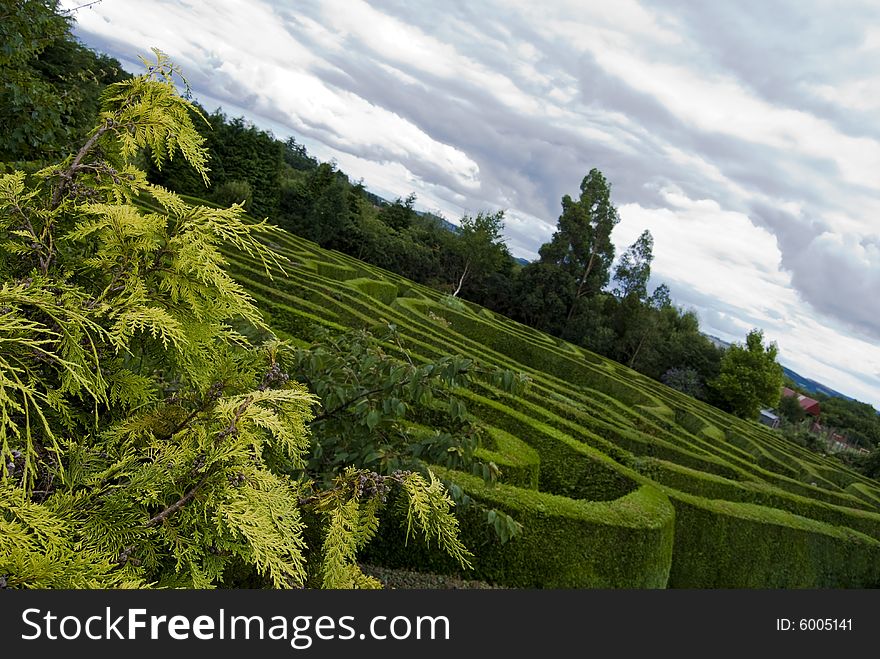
[61,0,880,408]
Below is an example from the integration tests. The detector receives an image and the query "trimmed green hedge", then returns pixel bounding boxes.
[643,457,880,541]
[477,426,541,490]
[213,215,880,588]
[460,391,637,502]
[367,468,675,588]
[666,491,880,588]
[346,277,399,306]
[315,261,360,281]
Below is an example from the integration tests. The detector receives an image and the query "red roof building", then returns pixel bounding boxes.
[781,387,821,417]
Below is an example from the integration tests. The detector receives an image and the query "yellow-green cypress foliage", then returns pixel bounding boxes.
[0,50,470,589]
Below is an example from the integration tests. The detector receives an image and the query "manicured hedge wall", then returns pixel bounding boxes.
[667,491,880,588]
[367,469,676,588]
[477,426,541,490]
[346,277,399,306]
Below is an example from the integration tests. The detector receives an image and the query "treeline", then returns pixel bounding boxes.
[146,112,729,407]
[0,2,726,407]
[4,1,871,442]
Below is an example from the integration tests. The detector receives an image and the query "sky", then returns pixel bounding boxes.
[60,0,880,409]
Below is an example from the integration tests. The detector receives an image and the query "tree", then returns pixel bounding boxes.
[535,168,620,323]
[512,262,577,336]
[609,230,659,369]
[451,210,508,297]
[277,162,353,247]
[613,230,654,301]
[778,394,806,424]
[0,51,470,589]
[661,367,705,399]
[0,0,128,162]
[211,179,253,212]
[710,329,784,419]
[378,193,418,232]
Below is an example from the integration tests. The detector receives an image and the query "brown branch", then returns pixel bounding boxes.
[50,122,113,209]
[144,475,208,527]
[215,396,253,442]
[156,382,224,441]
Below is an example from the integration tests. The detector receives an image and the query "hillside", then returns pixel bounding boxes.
[142,195,880,588]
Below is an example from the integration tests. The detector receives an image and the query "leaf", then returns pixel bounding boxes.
[365,409,380,431]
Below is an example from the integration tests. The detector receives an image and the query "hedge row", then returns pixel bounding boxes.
[213,222,880,587]
[366,468,675,588]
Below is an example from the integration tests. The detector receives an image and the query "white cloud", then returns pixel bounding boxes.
[615,190,880,407]
[63,0,481,192]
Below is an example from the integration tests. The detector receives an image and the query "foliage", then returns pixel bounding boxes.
[211,179,253,212]
[511,262,576,336]
[817,395,880,449]
[378,193,418,232]
[661,367,706,399]
[613,229,654,301]
[276,162,354,247]
[450,210,508,298]
[285,324,530,544]
[0,0,128,162]
[536,168,620,322]
[710,329,784,419]
[148,110,283,219]
[287,325,527,477]
[778,393,806,424]
[367,471,676,588]
[0,52,471,589]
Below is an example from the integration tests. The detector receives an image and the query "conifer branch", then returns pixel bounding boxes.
[51,122,113,209]
[156,381,224,441]
[144,474,208,527]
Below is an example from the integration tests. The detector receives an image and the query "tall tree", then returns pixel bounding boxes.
[451,210,508,297]
[536,168,620,323]
[710,329,784,419]
[613,229,654,301]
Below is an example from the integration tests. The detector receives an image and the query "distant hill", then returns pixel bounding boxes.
[704,334,855,403]
[415,209,458,233]
[781,366,855,402]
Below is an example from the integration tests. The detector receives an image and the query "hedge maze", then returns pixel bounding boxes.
[184,198,880,588]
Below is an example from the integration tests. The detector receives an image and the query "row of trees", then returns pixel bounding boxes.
[140,90,785,420]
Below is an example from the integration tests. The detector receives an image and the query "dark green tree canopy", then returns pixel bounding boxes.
[538,168,620,307]
[777,393,806,424]
[0,0,129,162]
